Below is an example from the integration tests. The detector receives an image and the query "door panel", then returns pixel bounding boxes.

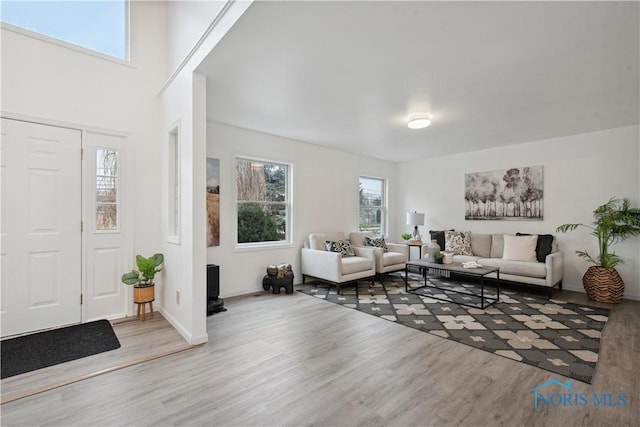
[83,132,128,321]
[93,247,121,297]
[28,251,61,306]
[1,118,82,337]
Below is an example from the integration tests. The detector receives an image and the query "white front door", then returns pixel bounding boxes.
[1,118,82,337]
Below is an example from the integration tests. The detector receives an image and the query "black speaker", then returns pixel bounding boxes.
[207,264,226,315]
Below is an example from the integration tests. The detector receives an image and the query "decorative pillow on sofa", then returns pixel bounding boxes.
[429,229,454,251]
[364,236,389,252]
[326,240,356,257]
[502,234,538,262]
[516,233,554,262]
[444,231,473,256]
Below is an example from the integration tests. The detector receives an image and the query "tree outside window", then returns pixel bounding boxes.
[359,177,385,235]
[96,148,118,231]
[236,158,290,244]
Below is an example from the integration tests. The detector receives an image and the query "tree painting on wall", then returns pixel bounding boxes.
[465,165,543,220]
[207,158,220,246]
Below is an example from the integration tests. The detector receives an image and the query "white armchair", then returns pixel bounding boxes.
[301,233,375,293]
[349,232,408,276]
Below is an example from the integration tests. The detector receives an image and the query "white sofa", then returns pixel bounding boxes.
[424,232,564,293]
[349,232,408,275]
[301,232,375,293]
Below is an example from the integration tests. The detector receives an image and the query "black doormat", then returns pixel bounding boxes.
[1,320,121,379]
[298,274,610,384]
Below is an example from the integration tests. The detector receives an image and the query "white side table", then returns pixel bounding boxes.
[406,240,423,261]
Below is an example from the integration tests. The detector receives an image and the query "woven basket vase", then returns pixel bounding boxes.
[133,284,155,303]
[582,266,624,303]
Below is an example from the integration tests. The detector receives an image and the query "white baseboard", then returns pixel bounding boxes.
[561,283,639,301]
[220,289,264,299]
[190,333,209,345]
[85,312,127,323]
[562,284,585,294]
[158,308,209,345]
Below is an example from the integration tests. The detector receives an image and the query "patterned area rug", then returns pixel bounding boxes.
[297,274,610,384]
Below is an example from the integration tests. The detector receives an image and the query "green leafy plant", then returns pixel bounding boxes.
[433,252,445,261]
[121,253,164,287]
[401,233,412,241]
[238,203,283,243]
[556,198,640,268]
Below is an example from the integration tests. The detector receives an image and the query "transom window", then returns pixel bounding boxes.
[236,158,291,246]
[1,1,128,60]
[359,176,386,235]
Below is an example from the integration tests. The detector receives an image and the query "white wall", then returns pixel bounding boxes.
[1,1,168,305]
[207,122,398,297]
[159,0,252,344]
[396,125,640,300]
[166,0,227,74]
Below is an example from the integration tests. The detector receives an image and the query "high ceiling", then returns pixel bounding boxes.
[198,1,639,163]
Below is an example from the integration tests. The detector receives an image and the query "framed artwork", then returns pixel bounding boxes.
[207,158,220,246]
[465,165,543,221]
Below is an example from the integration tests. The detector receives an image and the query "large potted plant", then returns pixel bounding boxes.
[121,253,164,307]
[557,198,640,303]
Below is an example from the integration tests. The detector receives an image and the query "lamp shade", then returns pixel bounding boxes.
[406,212,425,226]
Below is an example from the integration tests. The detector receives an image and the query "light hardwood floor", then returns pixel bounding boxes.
[1,313,192,404]
[1,287,638,426]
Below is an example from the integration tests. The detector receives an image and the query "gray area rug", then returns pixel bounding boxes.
[297,274,610,384]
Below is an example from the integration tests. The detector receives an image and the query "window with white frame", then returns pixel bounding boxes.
[168,127,180,241]
[359,176,386,235]
[236,157,290,246]
[1,1,129,60]
[96,148,119,231]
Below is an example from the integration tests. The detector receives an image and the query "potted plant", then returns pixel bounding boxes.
[557,197,640,303]
[401,233,412,242]
[433,252,445,264]
[121,253,164,306]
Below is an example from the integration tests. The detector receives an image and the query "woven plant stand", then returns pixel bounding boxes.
[582,266,624,303]
[133,284,155,320]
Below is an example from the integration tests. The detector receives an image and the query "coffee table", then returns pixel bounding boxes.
[405,260,500,309]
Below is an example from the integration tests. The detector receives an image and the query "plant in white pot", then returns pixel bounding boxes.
[122,253,164,315]
[557,198,640,303]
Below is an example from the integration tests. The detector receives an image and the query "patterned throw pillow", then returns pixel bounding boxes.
[364,236,389,252]
[445,231,473,256]
[325,239,356,257]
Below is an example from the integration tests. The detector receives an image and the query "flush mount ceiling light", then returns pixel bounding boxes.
[407,114,432,130]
